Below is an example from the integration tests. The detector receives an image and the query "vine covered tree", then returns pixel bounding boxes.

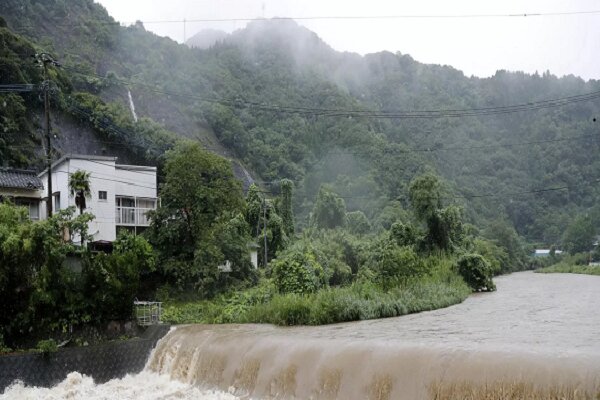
[147,141,252,294]
[409,173,463,251]
[279,178,294,236]
[311,186,346,230]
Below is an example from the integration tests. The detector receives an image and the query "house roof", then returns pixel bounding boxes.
[0,169,44,190]
[116,164,157,172]
[38,154,118,177]
[534,249,563,255]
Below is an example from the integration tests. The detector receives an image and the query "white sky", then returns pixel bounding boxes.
[95,0,600,80]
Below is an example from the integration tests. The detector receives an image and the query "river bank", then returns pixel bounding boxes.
[536,263,600,275]
[162,265,471,326]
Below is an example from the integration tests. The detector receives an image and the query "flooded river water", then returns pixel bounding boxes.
[3,272,600,399]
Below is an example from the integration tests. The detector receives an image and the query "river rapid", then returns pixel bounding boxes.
[3,272,600,399]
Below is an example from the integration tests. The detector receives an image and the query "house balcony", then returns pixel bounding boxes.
[115,206,154,226]
[115,196,157,226]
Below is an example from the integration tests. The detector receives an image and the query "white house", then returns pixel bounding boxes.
[38,154,158,242]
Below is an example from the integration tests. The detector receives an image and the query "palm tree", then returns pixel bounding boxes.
[68,170,91,215]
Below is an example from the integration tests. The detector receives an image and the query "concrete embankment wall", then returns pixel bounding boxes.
[0,324,170,391]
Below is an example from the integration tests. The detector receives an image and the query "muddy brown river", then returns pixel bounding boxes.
[4,272,600,399]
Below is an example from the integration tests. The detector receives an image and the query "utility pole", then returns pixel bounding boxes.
[36,53,60,217]
[263,197,268,268]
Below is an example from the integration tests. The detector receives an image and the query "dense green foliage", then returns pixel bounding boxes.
[535,251,599,276]
[311,186,347,229]
[409,174,465,252]
[0,202,156,348]
[279,178,295,236]
[345,210,371,235]
[2,0,599,340]
[561,214,597,254]
[147,142,255,296]
[2,1,598,243]
[163,272,470,326]
[271,241,326,294]
[162,173,513,326]
[456,254,496,292]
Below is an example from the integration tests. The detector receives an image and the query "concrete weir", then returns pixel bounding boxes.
[0,324,170,391]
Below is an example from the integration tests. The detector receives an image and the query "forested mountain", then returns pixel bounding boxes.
[1,0,599,244]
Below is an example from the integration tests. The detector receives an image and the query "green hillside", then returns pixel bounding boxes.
[1,0,599,244]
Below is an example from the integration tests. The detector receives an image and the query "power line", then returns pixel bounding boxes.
[8,9,600,30]
[323,132,600,156]
[60,65,600,119]
[0,84,36,93]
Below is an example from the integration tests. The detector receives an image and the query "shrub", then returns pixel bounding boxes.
[346,211,372,235]
[456,254,496,292]
[272,243,325,294]
[367,241,427,288]
[390,222,418,246]
[83,231,156,321]
[36,339,58,356]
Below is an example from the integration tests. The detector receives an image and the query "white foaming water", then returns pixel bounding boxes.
[127,90,138,122]
[0,371,238,400]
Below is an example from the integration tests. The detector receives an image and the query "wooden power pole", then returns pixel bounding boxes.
[36,53,60,217]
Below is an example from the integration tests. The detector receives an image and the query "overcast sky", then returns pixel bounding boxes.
[95,0,600,81]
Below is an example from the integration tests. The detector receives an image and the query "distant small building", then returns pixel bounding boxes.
[0,168,44,220]
[533,249,563,257]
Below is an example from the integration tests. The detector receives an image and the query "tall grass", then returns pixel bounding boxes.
[536,264,600,276]
[162,256,471,326]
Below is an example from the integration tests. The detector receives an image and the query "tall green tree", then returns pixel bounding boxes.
[562,214,596,254]
[408,173,443,223]
[68,170,91,215]
[279,178,294,236]
[483,219,526,272]
[409,173,463,251]
[311,186,346,230]
[147,141,252,293]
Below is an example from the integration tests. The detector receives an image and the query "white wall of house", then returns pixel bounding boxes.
[39,155,157,242]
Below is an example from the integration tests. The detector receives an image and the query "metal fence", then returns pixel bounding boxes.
[116,207,153,226]
[134,301,162,326]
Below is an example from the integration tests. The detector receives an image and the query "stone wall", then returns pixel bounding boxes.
[0,324,170,391]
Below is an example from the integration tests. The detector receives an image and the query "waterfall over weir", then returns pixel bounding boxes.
[3,273,600,399]
[146,324,600,400]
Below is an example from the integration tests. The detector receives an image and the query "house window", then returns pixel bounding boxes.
[53,192,60,211]
[116,197,135,208]
[29,201,39,220]
[15,199,39,220]
[99,190,108,201]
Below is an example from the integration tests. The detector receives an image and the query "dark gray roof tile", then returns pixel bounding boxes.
[0,169,44,190]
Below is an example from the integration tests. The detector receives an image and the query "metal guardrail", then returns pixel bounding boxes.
[134,301,162,326]
[116,207,153,226]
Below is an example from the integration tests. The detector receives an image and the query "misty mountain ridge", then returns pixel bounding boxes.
[186,28,228,49]
[0,1,599,242]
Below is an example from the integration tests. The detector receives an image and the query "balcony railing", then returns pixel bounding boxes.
[115,206,154,226]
